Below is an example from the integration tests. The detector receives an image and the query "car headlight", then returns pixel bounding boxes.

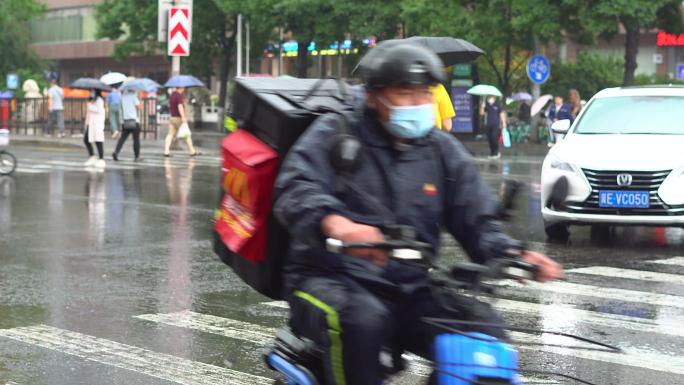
[547,154,578,174]
[658,166,684,206]
[550,159,575,172]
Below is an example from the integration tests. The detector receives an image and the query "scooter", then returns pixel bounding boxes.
[262,179,620,385]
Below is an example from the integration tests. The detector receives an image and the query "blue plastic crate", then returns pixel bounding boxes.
[435,332,520,385]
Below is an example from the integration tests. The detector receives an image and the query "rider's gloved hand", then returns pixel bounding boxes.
[521,251,565,282]
[321,214,389,267]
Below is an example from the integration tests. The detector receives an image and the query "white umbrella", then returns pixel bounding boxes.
[467,84,502,97]
[100,72,127,86]
[531,94,553,117]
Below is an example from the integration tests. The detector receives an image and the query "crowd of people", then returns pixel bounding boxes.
[41,74,201,170]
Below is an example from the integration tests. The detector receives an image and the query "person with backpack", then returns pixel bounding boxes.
[272,43,564,385]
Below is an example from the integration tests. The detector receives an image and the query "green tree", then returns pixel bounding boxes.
[542,52,623,100]
[95,0,272,111]
[0,0,46,86]
[570,0,683,86]
[402,0,583,96]
[268,0,351,77]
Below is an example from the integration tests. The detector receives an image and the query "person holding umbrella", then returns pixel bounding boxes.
[163,75,203,157]
[84,89,107,168]
[112,89,142,162]
[70,78,111,168]
[480,94,506,159]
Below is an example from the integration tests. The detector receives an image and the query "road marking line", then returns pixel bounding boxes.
[135,310,274,344]
[261,301,288,309]
[647,257,684,267]
[568,266,684,285]
[136,311,558,384]
[136,310,435,379]
[497,280,684,309]
[0,324,270,385]
[263,298,684,338]
[512,331,684,375]
[14,167,46,174]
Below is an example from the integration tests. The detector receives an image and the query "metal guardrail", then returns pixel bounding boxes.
[0,97,162,139]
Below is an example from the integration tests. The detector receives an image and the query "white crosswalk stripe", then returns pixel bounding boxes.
[13,155,220,174]
[263,297,684,338]
[496,280,684,309]
[135,310,558,384]
[135,310,274,344]
[512,331,684,375]
[0,324,270,385]
[647,256,684,267]
[568,266,684,285]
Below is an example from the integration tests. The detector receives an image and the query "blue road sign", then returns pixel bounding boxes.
[677,64,684,80]
[6,73,18,90]
[527,55,550,84]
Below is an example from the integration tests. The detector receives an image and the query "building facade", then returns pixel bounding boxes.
[31,0,169,85]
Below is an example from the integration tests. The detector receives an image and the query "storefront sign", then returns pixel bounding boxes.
[657,32,684,47]
[453,64,472,77]
[451,86,474,133]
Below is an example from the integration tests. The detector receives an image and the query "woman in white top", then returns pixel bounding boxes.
[84,90,107,168]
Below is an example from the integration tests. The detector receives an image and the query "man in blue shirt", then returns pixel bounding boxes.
[112,90,142,161]
[106,86,122,139]
[548,95,573,123]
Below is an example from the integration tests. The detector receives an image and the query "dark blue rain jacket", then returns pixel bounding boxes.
[274,107,516,290]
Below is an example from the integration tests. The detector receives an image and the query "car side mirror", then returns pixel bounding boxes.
[551,119,571,134]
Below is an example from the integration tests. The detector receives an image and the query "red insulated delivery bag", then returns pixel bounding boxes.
[213,77,352,299]
[215,129,278,264]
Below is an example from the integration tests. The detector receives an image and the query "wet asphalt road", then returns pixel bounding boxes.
[0,143,683,385]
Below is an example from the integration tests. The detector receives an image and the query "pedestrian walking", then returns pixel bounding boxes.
[84,90,106,169]
[548,94,573,123]
[431,83,455,132]
[568,89,582,119]
[163,87,199,157]
[480,95,507,159]
[546,95,573,146]
[45,76,65,138]
[112,90,142,162]
[106,85,122,139]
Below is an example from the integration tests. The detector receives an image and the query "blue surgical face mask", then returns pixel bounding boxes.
[377,97,435,139]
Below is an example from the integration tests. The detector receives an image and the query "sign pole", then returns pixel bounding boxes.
[172,56,181,76]
[532,36,541,99]
[246,21,250,76]
[236,14,243,77]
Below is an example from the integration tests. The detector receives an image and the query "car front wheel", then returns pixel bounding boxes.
[545,222,570,241]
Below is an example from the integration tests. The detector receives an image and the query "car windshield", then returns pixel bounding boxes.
[573,95,684,135]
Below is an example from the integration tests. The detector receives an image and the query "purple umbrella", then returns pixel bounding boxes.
[511,92,532,101]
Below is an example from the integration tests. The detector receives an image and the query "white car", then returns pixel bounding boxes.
[541,86,684,240]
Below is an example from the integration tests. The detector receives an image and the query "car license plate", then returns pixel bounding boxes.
[599,190,650,208]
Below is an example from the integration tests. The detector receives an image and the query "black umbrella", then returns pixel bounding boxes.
[355,37,484,74]
[404,36,484,65]
[69,78,112,91]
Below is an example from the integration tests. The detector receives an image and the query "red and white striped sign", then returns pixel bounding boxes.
[168,6,191,57]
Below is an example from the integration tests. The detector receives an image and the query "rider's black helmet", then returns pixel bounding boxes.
[355,42,445,89]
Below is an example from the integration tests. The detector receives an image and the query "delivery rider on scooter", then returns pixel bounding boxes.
[273,43,565,385]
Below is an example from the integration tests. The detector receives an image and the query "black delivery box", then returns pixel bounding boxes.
[232,77,352,156]
[215,77,352,299]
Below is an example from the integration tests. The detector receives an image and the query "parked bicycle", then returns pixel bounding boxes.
[0,129,17,175]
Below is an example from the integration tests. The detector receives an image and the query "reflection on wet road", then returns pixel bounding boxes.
[0,146,683,385]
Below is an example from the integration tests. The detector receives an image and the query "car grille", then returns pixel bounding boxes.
[563,169,684,216]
